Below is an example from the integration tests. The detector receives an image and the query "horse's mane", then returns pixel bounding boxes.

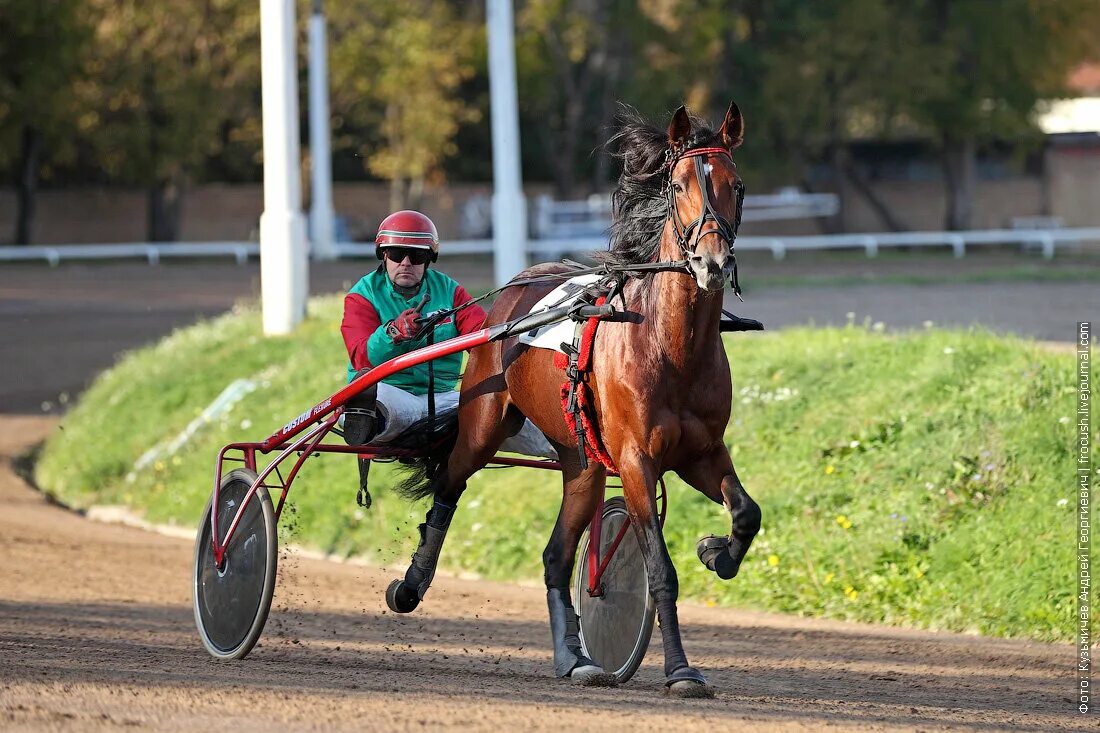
[594,106,722,270]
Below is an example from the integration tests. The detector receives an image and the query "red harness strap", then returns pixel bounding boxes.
[553,297,616,471]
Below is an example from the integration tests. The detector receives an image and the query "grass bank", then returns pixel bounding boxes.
[35,297,1082,642]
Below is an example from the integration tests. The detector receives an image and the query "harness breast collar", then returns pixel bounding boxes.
[664,145,746,297]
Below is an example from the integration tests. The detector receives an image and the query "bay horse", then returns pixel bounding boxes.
[387,102,761,695]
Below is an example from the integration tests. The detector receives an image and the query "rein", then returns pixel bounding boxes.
[413,144,746,334]
[410,259,689,337]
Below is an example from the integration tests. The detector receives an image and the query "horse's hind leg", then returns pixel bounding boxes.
[385,393,521,614]
[542,449,613,684]
[676,445,761,580]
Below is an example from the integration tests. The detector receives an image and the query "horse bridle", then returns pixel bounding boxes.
[664,145,745,295]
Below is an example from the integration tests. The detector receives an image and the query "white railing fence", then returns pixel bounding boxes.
[2,227,1098,266]
[735,227,1100,260]
[531,188,838,240]
[0,241,258,266]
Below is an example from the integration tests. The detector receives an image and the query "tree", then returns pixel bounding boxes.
[0,0,91,244]
[74,0,261,241]
[752,0,932,231]
[910,0,1100,230]
[516,0,675,196]
[681,0,1099,232]
[328,0,481,211]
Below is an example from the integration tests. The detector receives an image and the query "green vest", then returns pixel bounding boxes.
[345,268,464,395]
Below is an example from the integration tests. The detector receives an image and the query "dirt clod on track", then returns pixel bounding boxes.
[0,416,1082,731]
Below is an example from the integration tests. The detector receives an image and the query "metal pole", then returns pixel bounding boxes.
[487,0,527,286]
[308,0,337,261]
[259,0,308,334]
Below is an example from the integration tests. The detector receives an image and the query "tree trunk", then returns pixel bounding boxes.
[147,174,184,242]
[825,143,849,234]
[824,71,848,234]
[552,94,582,198]
[942,136,975,231]
[407,176,424,211]
[389,178,406,212]
[842,160,907,232]
[593,24,625,194]
[15,125,40,245]
[592,71,617,192]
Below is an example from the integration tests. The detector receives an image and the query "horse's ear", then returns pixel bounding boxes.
[667,105,692,148]
[719,100,744,151]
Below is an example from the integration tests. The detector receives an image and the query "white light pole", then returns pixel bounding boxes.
[487,0,527,286]
[308,0,337,261]
[259,0,308,334]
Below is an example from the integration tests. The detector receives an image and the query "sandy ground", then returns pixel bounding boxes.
[0,415,1086,732]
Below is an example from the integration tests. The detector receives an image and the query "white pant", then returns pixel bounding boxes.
[373,382,558,460]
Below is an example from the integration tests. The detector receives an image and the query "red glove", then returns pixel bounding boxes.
[385,295,428,343]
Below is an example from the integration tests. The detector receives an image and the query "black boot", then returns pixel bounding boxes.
[343,381,380,445]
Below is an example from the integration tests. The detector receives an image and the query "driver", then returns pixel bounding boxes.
[340,210,486,445]
[340,210,555,467]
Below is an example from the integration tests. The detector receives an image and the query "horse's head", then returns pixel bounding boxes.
[665,102,745,293]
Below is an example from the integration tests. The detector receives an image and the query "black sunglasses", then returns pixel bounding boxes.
[383,247,432,265]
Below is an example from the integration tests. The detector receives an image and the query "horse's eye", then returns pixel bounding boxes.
[672,182,684,194]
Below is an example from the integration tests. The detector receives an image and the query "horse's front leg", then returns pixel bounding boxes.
[676,443,761,580]
[619,450,709,695]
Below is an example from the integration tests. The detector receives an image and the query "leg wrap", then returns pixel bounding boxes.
[652,592,690,677]
[403,501,455,600]
[547,587,596,678]
[387,501,456,614]
[696,535,741,580]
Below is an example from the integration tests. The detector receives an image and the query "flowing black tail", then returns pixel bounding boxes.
[387,406,461,501]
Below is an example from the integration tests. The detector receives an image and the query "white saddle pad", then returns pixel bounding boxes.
[517,274,603,352]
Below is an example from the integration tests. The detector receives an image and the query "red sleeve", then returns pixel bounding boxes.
[452,285,487,335]
[341,293,382,370]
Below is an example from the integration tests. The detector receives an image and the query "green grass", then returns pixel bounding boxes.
[34,297,1086,642]
[746,263,1100,291]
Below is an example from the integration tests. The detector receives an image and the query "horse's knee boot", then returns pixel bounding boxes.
[696,535,741,580]
[547,587,596,678]
[386,501,455,614]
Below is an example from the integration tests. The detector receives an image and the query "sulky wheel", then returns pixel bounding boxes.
[193,468,277,660]
[573,496,656,683]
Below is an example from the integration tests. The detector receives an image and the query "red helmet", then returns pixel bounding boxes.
[375,210,439,262]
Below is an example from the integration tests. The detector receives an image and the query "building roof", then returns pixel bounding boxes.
[1068,62,1100,95]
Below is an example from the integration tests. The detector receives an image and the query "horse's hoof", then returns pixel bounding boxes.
[666,679,714,698]
[696,535,739,580]
[385,579,420,614]
[570,664,618,687]
[665,666,713,698]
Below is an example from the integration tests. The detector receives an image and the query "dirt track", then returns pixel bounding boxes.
[0,416,1084,732]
